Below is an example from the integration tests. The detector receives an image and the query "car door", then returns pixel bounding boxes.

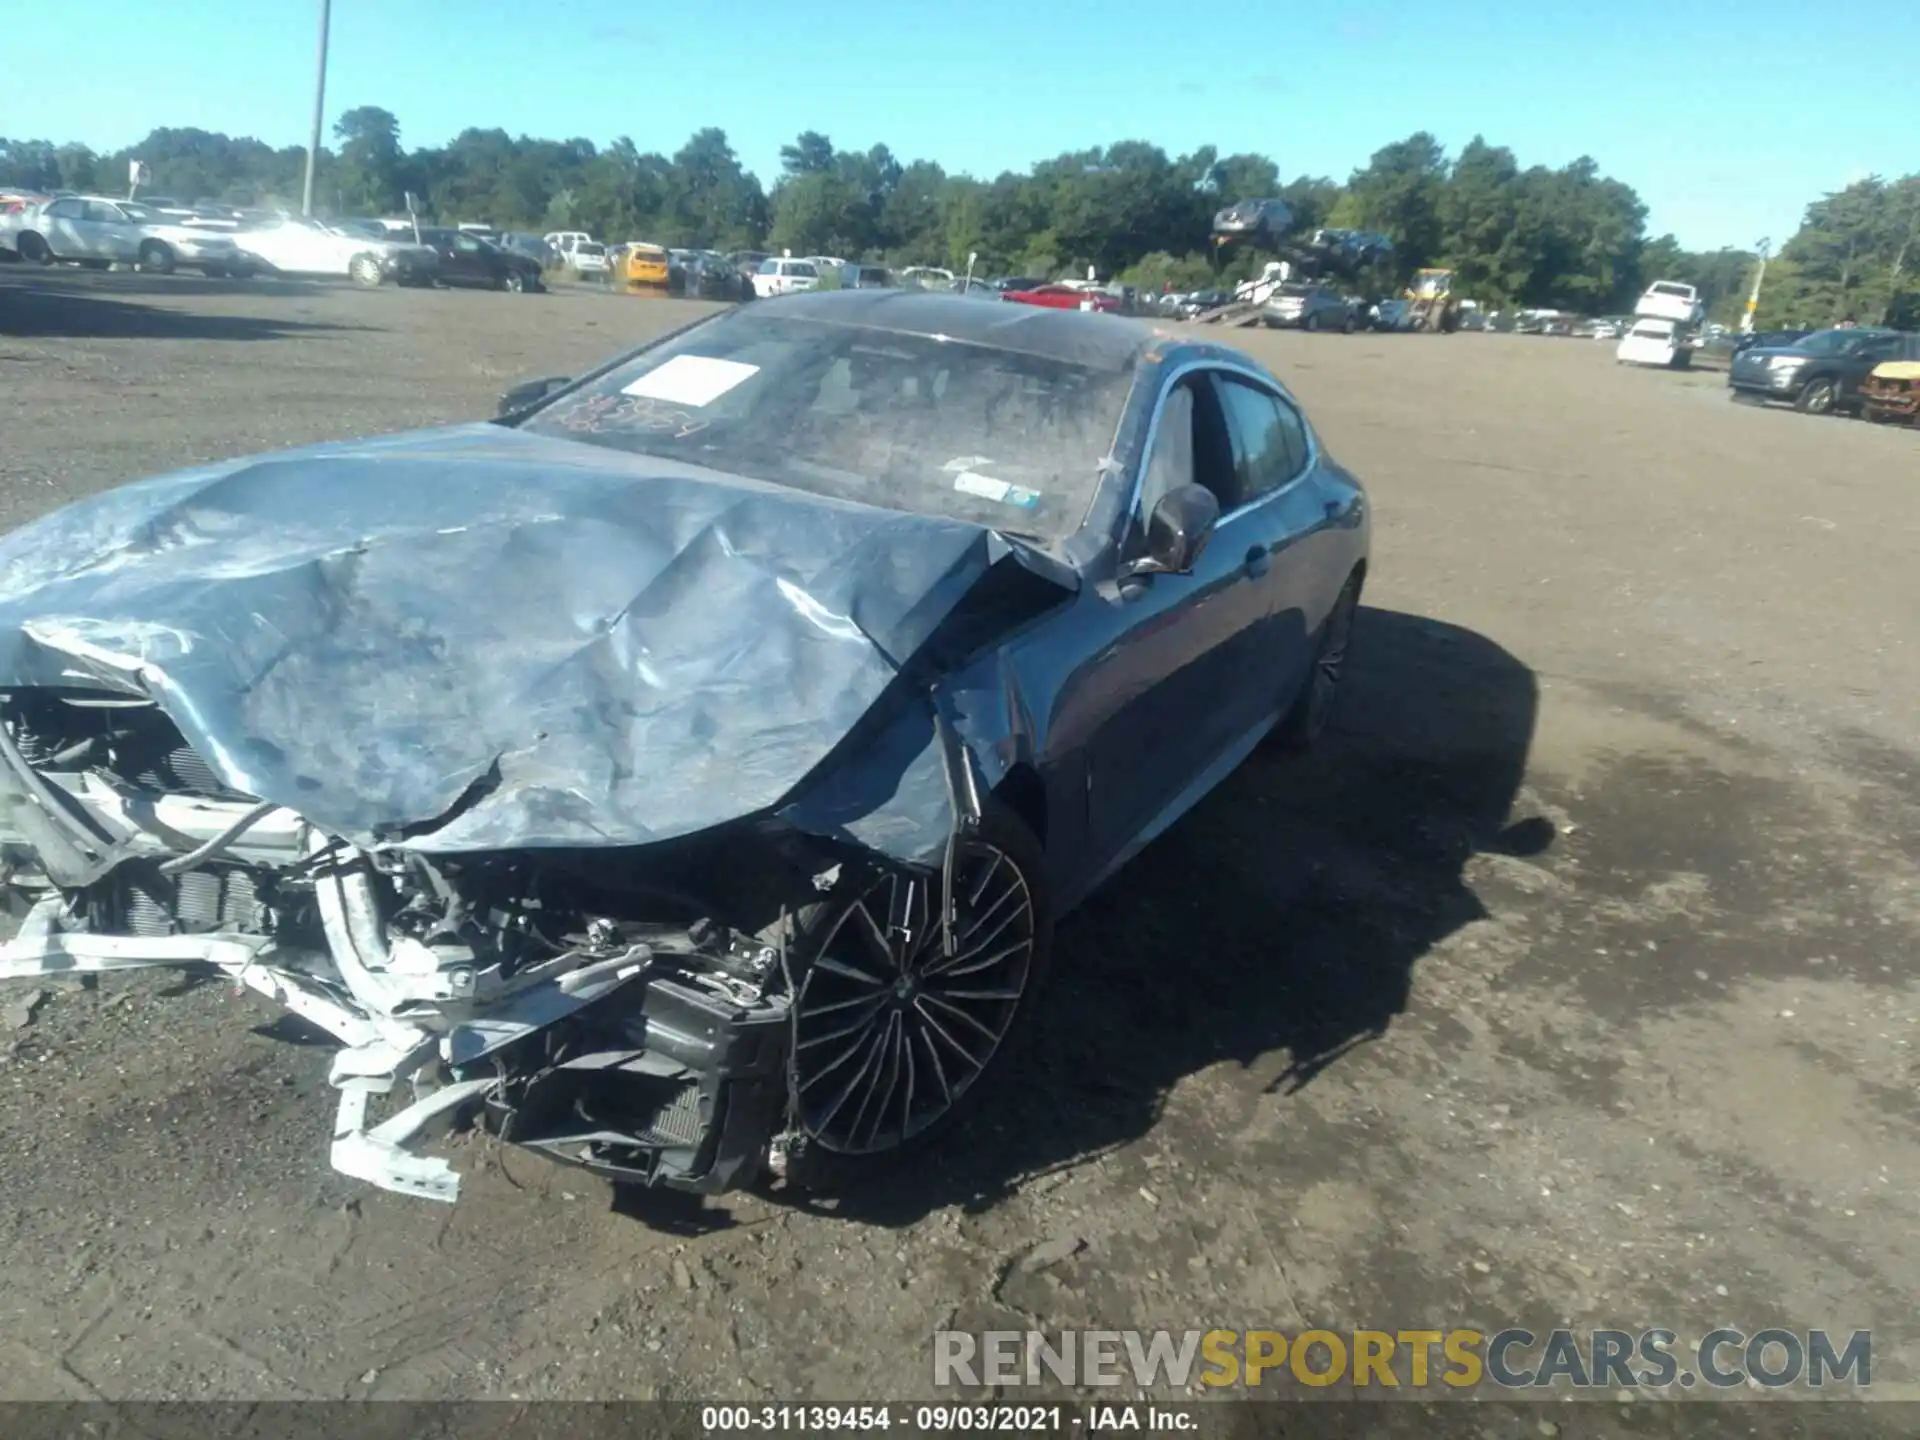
[425,233,472,284]
[238,219,301,272]
[450,233,494,284]
[1063,366,1299,881]
[1841,333,1909,404]
[38,198,88,258]
[1212,374,1359,708]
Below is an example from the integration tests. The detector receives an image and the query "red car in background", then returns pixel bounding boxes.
[1001,282,1121,313]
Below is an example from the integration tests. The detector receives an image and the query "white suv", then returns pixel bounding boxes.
[10,196,247,276]
[752,257,819,298]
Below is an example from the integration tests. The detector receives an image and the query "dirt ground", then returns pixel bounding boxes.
[1,270,1917,1422]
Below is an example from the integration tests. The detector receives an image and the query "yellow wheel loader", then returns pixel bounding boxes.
[1406,268,1460,333]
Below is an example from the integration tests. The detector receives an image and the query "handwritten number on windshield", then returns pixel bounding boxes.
[552,394,711,438]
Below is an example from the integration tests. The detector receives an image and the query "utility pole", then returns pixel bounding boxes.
[300,0,332,217]
[1742,238,1770,334]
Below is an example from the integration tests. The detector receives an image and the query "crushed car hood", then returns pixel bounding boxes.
[0,424,1073,856]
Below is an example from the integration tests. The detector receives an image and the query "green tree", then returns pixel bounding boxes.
[332,106,404,214]
[1346,132,1448,269]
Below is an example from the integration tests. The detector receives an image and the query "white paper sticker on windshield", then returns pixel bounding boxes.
[954,471,1041,508]
[621,355,759,407]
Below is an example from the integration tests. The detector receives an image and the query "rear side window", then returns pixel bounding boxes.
[788,262,818,278]
[1211,376,1310,505]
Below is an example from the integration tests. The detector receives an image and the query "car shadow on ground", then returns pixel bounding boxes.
[757,604,1543,1228]
[0,272,359,340]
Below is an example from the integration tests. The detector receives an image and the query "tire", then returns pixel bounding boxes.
[1272,570,1362,754]
[17,232,52,265]
[348,253,384,288]
[501,270,526,293]
[1304,311,1322,332]
[780,800,1053,1194]
[1793,376,1837,415]
[1341,311,1355,333]
[137,240,175,276]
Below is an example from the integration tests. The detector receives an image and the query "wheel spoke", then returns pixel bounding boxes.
[797,989,891,1019]
[809,1021,890,1134]
[849,899,896,970]
[924,937,1030,981]
[845,1012,901,1150]
[813,952,887,988]
[966,852,1005,907]
[919,990,1005,1048]
[913,996,987,1073]
[797,1013,882,1095]
[794,1003,888,1052]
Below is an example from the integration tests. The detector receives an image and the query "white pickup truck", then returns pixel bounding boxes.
[4,195,249,276]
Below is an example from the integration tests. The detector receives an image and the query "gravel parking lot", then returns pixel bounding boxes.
[1,269,1917,1421]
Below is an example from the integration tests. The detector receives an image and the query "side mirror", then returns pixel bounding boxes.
[1121,484,1219,580]
[495,376,570,417]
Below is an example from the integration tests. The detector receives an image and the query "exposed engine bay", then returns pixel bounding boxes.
[0,688,921,1202]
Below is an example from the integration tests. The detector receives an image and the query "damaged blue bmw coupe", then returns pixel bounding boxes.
[0,290,1368,1203]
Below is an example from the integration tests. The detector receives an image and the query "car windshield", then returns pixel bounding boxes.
[518,308,1134,541]
[1790,330,1878,356]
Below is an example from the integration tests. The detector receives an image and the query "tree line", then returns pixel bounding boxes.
[2,113,1913,326]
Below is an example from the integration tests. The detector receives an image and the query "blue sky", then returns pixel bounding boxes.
[8,0,1915,251]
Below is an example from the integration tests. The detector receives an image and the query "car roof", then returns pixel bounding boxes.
[752,288,1191,373]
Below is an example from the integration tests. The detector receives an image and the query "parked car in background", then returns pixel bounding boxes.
[683,250,737,297]
[6,196,250,276]
[752,256,820,298]
[496,232,559,268]
[1731,328,1811,356]
[1371,298,1413,331]
[1860,359,1920,426]
[236,215,438,287]
[897,266,955,290]
[992,276,1049,294]
[1173,290,1233,319]
[1634,280,1705,327]
[568,241,610,276]
[415,228,545,292]
[1616,317,1692,368]
[1263,283,1352,332]
[615,242,671,291]
[1001,282,1120,313]
[1304,227,1394,275]
[839,263,894,289]
[1211,197,1294,248]
[1728,327,1918,415]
